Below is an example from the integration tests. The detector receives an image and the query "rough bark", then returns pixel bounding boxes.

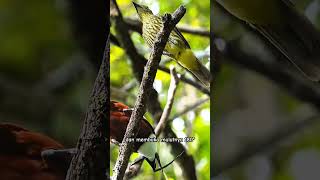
[65,37,110,180]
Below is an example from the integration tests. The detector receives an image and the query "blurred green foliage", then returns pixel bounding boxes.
[0,0,74,82]
[0,0,90,148]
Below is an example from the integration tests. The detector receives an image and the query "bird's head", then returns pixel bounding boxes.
[133,2,154,21]
[110,100,129,112]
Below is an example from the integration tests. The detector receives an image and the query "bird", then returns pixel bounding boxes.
[0,123,67,180]
[217,0,320,81]
[133,2,211,87]
[110,100,183,172]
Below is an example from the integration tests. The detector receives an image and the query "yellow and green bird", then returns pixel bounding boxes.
[133,2,211,87]
[217,0,320,81]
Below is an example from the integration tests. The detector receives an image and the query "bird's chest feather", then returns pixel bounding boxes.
[143,27,181,54]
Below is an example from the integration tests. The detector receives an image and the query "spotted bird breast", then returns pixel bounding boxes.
[142,16,187,59]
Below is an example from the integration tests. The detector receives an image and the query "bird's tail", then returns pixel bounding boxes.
[253,1,320,81]
[177,49,211,87]
[190,59,211,87]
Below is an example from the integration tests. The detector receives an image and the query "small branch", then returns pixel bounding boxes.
[155,66,180,136]
[35,54,90,94]
[213,114,320,176]
[112,4,187,180]
[158,66,210,95]
[120,80,137,92]
[221,38,320,110]
[170,97,210,120]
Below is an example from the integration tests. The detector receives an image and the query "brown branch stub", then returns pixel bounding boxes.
[65,37,110,180]
[171,97,209,120]
[112,5,187,180]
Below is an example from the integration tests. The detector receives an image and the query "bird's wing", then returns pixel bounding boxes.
[172,27,191,49]
[0,123,63,156]
[252,23,320,81]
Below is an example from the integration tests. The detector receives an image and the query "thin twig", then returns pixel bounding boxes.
[158,66,210,95]
[35,54,90,93]
[112,3,187,180]
[222,38,320,110]
[120,80,137,92]
[171,97,209,120]
[155,66,180,136]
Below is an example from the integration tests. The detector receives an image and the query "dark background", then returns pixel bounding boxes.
[0,0,108,148]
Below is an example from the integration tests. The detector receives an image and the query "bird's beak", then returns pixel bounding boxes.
[132,2,142,10]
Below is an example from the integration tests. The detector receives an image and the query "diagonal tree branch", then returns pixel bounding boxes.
[111,1,198,179]
[222,39,320,110]
[155,66,180,136]
[111,1,162,120]
[112,3,187,180]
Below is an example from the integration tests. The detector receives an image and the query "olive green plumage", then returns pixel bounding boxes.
[133,2,211,87]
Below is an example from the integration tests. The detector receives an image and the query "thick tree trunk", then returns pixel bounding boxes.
[65,37,110,180]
